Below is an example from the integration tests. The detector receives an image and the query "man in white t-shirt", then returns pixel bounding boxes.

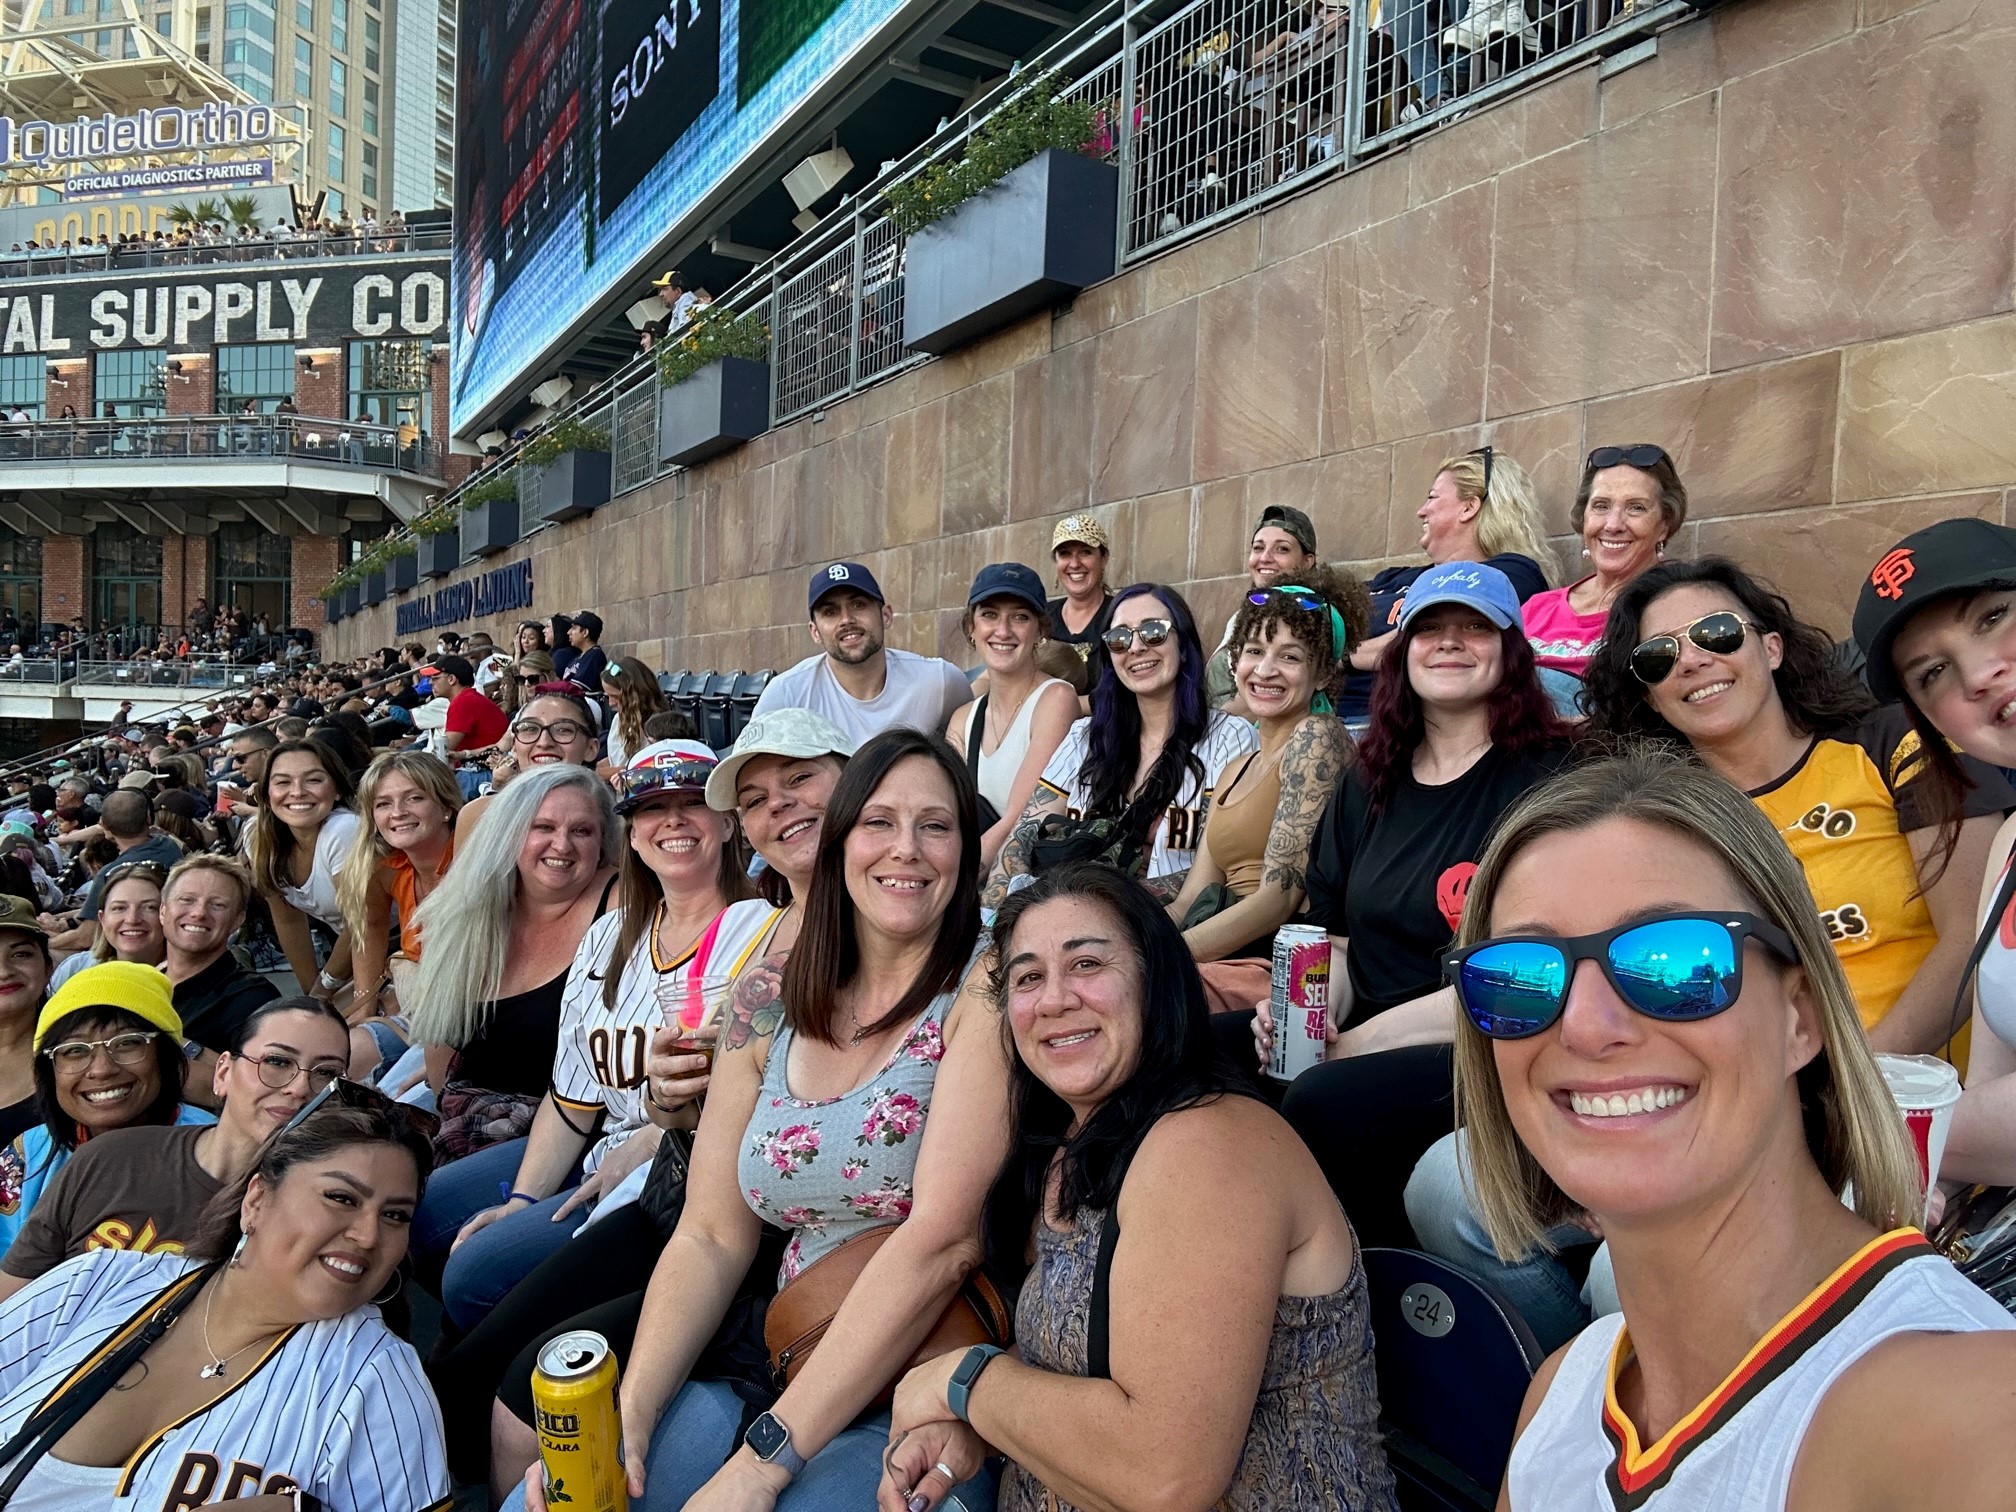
[754,561,973,747]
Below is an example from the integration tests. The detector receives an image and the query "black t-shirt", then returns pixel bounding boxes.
[1304,742,1572,1023]
[172,951,282,1053]
[1046,595,1114,661]
[1336,553,1552,721]
[566,644,608,692]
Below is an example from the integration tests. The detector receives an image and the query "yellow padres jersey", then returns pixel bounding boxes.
[1747,707,2013,1030]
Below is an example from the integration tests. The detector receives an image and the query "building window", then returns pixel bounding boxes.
[330,0,347,51]
[94,350,167,418]
[296,0,312,25]
[327,122,346,180]
[293,36,312,96]
[363,13,378,69]
[0,355,43,420]
[211,521,292,627]
[91,526,163,630]
[348,338,428,433]
[362,78,378,134]
[216,344,296,411]
[0,529,42,634]
[330,58,347,118]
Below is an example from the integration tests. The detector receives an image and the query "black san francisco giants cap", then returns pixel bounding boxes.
[1854,517,2016,704]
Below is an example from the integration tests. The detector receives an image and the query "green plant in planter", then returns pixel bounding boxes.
[521,417,611,466]
[386,537,419,559]
[883,72,1098,237]
[410,497,461,537]
[656,308,770,388]
[463,470,519,509]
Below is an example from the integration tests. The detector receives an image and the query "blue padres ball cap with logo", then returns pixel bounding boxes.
[808,561,885,613]
[1397,560,1524,633]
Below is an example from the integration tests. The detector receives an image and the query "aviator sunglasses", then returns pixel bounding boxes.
[1445,911,1797,1040]
[1629,611,1757,685]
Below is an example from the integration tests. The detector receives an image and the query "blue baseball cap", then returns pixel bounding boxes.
[809,561,885,613]
[1398,561,1523,632]
[968,562,1048,615]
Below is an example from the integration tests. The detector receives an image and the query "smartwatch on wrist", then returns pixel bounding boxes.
[947,1343,1004,1423]
[744,1411,806,1477]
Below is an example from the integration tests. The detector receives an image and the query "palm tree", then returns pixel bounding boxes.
[224,194,262,231]
[166,198,225,229]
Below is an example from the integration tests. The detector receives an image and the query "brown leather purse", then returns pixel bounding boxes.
[763,1223,1013,1403]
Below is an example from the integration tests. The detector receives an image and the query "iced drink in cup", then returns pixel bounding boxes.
[1875,1052,1963,1201]
[657,972,741,1068]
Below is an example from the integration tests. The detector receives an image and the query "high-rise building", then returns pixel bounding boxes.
[1,0,451,216]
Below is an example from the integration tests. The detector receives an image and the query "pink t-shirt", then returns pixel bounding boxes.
[1522,581,1610,676]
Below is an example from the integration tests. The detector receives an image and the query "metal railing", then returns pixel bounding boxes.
[0,227,452,279]
[409,0,1693,571]
[74,659,259,690]
[1,416,445,476]
[0,661,62,686]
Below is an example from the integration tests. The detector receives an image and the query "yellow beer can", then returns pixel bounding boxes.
[532,1330,625,1512]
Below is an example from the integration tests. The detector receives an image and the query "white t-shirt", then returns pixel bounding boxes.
[553,899,783,1173]
[1036,711,1260,878]
[278,808,361,931]
[0,1249,450,1512]
[753,649,973,748]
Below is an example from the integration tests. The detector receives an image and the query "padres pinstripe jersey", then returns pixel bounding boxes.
[0,1249,450,1511]
[1506,1231,2012,1511]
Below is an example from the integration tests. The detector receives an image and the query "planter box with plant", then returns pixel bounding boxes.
[462,470,520,559]
[388,541,419,593]
[890,75,1116,356]
[363,568,387,605]
[657,309,771,466]
[412,498,461,577]
[522,418,613,523]
[340,583,362,617]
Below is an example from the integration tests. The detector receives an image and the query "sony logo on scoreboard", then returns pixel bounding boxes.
[0,103,279,168]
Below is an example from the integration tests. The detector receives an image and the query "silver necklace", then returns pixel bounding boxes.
[197,1273,274,1380]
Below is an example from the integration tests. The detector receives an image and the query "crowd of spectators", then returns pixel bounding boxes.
[1,208,433,273]
[0,445,2011,1511]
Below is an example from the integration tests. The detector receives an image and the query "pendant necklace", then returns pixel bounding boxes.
[198,1273,272,1380]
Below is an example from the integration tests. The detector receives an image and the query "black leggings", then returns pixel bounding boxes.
[427,1202,664,1483]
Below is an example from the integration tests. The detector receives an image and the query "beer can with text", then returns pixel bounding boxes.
[532,1330,625,1512]
[1267,924,1330,1082]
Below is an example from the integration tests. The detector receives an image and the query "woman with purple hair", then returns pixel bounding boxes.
[985,583,1258,908]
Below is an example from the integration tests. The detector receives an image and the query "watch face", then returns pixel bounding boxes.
[746,1412,787,1460]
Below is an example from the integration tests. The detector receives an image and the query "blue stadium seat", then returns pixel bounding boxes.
[1362,1248,1543,1512]
[699,670,739,750]
[658,669,677,696]
[669,671,708,723]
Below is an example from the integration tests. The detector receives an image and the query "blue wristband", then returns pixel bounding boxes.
[499,1184,540,1207]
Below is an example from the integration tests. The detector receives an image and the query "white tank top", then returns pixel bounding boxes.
[965,678,1066,816]
[1507,1230,2012,1512]
[1972,856,2016,1050]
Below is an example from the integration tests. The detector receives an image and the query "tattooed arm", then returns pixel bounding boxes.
[1180,717,1349,962]
[982,786,1068,911]
[618,951,782,1479]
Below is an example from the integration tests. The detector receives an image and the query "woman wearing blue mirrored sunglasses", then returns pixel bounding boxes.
[1427,750,2016,1512]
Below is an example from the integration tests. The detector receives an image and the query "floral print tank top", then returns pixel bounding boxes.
[738,992,952,1285]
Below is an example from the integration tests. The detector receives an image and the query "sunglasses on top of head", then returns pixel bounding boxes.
[1101,620,1173,654]
[1629,611,1758,685]
[279,1072,441,1142]
[1444,911,1798,1040]
[1586,444,1671,473]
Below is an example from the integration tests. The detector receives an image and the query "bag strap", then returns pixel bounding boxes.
[0,1265,213,1508]
[966,696,989,778]
[1086,1210,1120,1381]
[1951,851,2016,1052]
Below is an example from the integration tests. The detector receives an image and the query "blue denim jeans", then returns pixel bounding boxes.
[1403,1129,1617,1353]
[498,1380,998,1512]
[411,1136,588,1330]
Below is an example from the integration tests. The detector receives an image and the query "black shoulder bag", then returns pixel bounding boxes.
[964,696,1004,833]
[0,1266,226,1509]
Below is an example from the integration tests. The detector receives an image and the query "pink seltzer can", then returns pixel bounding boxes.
[1267,924,1330,1082]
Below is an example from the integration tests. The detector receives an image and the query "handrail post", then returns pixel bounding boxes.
[1344,0,1370,162]
[847,206,866,393]
[1117,2,1140,267]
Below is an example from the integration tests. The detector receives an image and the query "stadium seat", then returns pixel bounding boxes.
[658,670,677,696]
[1362,1248,1543,1512]
[699,670,739,751]
[669,671,708,723]
[727,670,772,741]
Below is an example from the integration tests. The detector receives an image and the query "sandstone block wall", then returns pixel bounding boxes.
[329,0,2016,672]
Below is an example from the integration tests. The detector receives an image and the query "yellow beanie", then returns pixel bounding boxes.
[36,961,182,1049]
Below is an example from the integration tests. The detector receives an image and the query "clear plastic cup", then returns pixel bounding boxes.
[656,971,741,1068]
[1875,1052,1963,1201]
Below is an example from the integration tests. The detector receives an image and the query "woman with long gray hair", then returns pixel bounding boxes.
[401,764,620,1149]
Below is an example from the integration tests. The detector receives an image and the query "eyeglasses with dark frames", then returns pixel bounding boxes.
[511,718,592,745]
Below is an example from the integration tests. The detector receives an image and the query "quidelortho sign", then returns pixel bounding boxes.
[0,104,280,168]
[0,254,448,354]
